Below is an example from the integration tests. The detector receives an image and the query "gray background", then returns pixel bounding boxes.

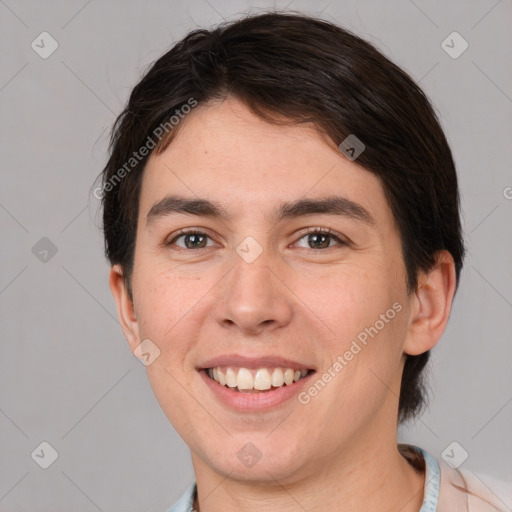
[1,0,511,510]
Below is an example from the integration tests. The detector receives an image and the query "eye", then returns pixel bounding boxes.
[166,230,215,250]
[294,228,347,250]
[165,227,348,251]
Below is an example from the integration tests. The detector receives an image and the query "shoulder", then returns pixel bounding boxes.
[437,459,511,512]
[401,444,511,512]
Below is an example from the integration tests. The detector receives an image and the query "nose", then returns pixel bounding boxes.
[213,249,293,336]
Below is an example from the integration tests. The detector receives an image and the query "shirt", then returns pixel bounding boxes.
[167,444,511,511]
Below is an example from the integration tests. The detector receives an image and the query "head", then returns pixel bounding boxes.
[99,12,464,482]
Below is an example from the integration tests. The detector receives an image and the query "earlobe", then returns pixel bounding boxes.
[404,251,457,356]
[109,264,140,352]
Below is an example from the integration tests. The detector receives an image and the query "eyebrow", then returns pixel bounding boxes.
[145,194,374,227]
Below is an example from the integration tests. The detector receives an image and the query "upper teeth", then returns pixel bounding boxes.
[207,367,309,391]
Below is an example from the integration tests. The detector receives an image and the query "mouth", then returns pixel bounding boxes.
[204,366,313,393]
[197,354,316,410]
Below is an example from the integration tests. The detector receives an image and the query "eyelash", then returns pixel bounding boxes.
[165,227,348,251]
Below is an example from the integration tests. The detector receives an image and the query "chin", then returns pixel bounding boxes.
[196,436,308,483]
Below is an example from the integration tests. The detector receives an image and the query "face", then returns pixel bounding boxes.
[120,96,420,484]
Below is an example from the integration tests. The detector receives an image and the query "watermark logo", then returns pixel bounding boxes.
[32,237,58,263]
[133,338,161,366]
[339,134,365,161]
[31,32,59,59]
[441,441,469,469]
[31,441,59,469]
[441,32,468,59]
[236,236,264,264]
[237,442,262,468]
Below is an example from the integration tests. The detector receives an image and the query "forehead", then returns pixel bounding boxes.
[138,97,394,231]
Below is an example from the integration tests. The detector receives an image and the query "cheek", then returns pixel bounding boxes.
[129,244,203,423]
[308,268,407,394]
[133,271,203,431]
[132,270,200,363]
[309,264,396,334]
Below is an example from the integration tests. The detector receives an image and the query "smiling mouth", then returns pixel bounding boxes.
[204,366,313,393]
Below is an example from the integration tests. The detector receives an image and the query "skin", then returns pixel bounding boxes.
[110,96,457,511]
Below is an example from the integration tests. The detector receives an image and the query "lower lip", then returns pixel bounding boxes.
[199,370,314,412]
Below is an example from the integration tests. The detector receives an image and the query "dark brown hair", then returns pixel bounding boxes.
[97,12,465,423]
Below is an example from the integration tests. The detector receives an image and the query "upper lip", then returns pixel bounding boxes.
[198,354,315,371]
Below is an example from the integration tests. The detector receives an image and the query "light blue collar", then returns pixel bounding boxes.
[167,445,440,512]
[167,481,196,512]
[415,445,441,512]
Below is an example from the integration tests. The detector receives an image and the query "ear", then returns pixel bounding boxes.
[109,264,140,352]
[403,250,457,356]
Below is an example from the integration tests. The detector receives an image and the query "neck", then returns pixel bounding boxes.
[191,433,425,512]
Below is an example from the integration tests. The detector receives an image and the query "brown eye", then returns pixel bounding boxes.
[295,229,347,250]
[306,232,332,249]
[168,231,212,249]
